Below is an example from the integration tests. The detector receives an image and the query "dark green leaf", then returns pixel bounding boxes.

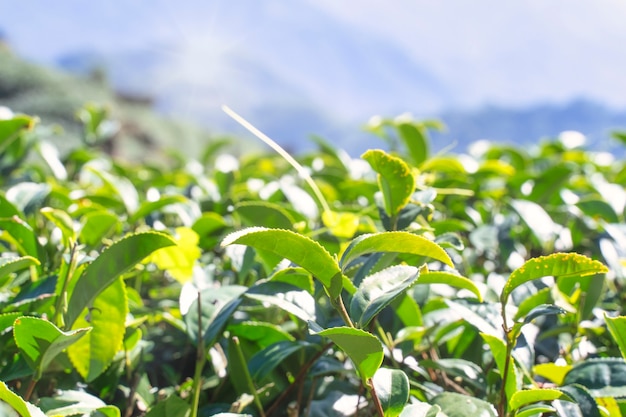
[247,340,315,381]
[372,368,410,417]
[557,384,601,417]
[563,358,626,398]
[185,285,248,346]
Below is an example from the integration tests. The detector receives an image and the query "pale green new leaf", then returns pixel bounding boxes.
[501,253,607,306]
[41,207,76,245]
[13,316,90,380]
[65,232,176,327]
[418,271,483,302]
[67,277,128,382]
[362,149,415,217]
[222,227,349,297]
[340,231,453,270]
[509,388,571,411]
[350,265,420,328]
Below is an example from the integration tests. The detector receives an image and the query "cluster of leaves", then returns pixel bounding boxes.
[1,105,626,417]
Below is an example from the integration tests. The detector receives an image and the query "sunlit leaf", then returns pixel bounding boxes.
[0,381,46,417]
[362,149,415,217]
[509,388,571,411]
[13,316,90,380]
[312,325,383,383]
[145,227,201,283]
[65,232,176,327]
[501,253,607,306]
[340,231,453,270]
[322,210,360,239]
[222,227,348,297]
[67,277,128,382]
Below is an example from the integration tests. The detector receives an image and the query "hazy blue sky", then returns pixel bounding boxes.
[2,1,626,149]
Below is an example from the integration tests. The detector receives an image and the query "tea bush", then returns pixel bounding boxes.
[1,105,625,417]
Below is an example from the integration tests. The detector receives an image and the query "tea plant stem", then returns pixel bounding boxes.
[267,341,333,417]
[23,378,37,402]
[332,296,355,328]
[367,379,386,417]
[498,307,512,417]
[232,336,266,417]
[190,292,206,417]
[53,243,78,328]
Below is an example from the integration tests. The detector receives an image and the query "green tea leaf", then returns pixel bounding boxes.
[41,207,76,246]
[235,201,296,230]
[372,367,410,417]
[350,265,420,328]
[185,285,248,347]
[396,122,429,166]
[557,384,601,417]
[245,281,316,323]
[143,394,190,417]
[67,277,128,382]
[0,217,44,262]
[533,363,572,386]
[399,404,444,417]
[509,388,571,411]
[418,271,483,302]
[222,227,348,297]
[431,392,497,417]
[13,316,90,379]
[0,380,46,417]
[145,227,201,283]
[65,231,176,327]
[606,315,626,359]
[79,210,120,247]
[128,195,187,224]
[38,389,120,417]
[340,231,453,270]
[248,340,315,381]
[513,287,552,321]
[0,256,39,280]
[515,404,557,417]
[563,358,626,398]
[501,253,607,306]
[313,325,383,382]
[362,149,415,217]
[322,210,360,239]
[480,332,518,406]
[510,199,557,247]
